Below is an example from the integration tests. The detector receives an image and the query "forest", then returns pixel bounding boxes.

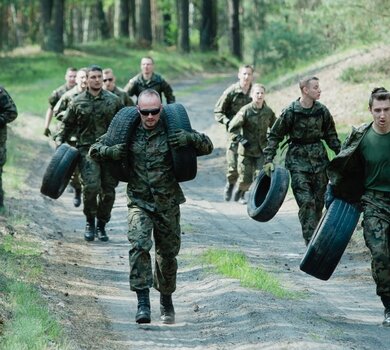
[2,0,390,75]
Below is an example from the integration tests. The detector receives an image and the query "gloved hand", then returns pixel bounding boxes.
[104,143,127,160]
[0,116,6,128]
[324,183,335,209]
[263,162,274,177]
[168,129,194,149]
[44,127,51,137]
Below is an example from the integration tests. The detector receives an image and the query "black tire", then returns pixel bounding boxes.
[40,143,80,199]
[162,103,197,182]
[104,106,140,182]
[247,166,290,222]
[299,199,361,280]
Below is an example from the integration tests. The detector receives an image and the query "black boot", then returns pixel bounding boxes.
[135,289,151,324]
[96,220,109,242]
[233,189,243,202]
[84,218,95,241]
[224,183,234,201]
[160,293,175,324]
[238,191,247,205]
[73,189,81,208]
[383,307,390,327]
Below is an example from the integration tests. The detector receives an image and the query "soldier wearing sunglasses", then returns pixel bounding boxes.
[89,89,213,325]
[102,68,134,107]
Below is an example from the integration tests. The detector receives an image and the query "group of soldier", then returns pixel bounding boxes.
[214,65,390,328]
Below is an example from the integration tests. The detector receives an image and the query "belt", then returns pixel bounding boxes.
[289,138,321,145]
[366,189,390,198]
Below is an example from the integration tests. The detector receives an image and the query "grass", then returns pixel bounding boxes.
[202,249,301,299]
[340,57,390,84]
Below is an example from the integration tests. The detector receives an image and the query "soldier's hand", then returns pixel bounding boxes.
[44,127,51,137]
[263,162,274,177]
[168,129,193,149]
[324,184,335,210]
[104,143,127,160]
[0,117,6,129]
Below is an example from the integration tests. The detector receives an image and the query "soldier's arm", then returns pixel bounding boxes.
[88,134,108,161]
[190,130,214,156]
[227,108,245,134]
[162,79,176,104]
[123,78,137,97]
[214,89,232,126]
[124,93,135,107]
[56,102,77,142]
[0,88,18,124]
[323,108,341,154]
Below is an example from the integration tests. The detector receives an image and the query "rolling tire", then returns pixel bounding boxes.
[162,103,197,182]
[247,166,290,222]
[104,106,140,182]
[40,143,80,199]
[299,199,361,280]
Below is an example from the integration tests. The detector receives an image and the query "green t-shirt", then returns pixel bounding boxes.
[359,127,390,192]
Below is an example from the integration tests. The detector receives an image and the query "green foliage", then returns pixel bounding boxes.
[202,249,301,299]
[340,58,390,84]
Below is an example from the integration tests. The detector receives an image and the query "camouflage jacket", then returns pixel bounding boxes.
[124,73,175,104]
[89,121,213,212]
[327,123,371,203]
[53,86,83,121]
[111,86,134,107]
[228,102,276,157]
[59,89,123,148]
[48,83,73,109]
[264,99,341,173]
[214,82,252,129]
[0,86,18,143]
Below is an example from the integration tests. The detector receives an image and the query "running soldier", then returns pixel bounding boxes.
[103,68,134,106]
[57,65,123,242]
[43,67,77,137]
[214,65,254,201]
[0,86,18,208]
[263,76,341,245]
[89,89,213,325]
[123,56,175,104]
[228,84,276,204]
[327,87,390,327]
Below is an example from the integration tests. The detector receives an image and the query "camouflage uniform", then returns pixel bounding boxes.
[111,86,134,107]
[48,83,73,110]
[229,102,276,191]
[327,122,390,300]
[214,82,252,184]
[124,73,175,104]
[0,87,18,206]
[58,89,123,223]
[264,99,341,242]
[90,121,213,293]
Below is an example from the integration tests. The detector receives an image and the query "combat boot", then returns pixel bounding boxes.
[84,218,95,241]
[73,189,81,208]
[233,189,243,202]
[160,293,175,324]
[238,191,247,205]
[96,220,109,242]
[383,307,390,327]
[224,183,234,201]
[135,289,151,324]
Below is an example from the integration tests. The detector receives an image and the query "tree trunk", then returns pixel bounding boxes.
[177,0,189,53]
[200,0,218,52]
[129,0,136,39]
[115,0,130,37]
[138,0,152,47]
[228,0,242,60]
[40,0,64,53]
[96,0,110,39]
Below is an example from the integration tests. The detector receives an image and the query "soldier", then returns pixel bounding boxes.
[89,89,213,325]
[43,67,77,137]
[57,65,123,242]
[228,84,276,204]
[214,65,254,201]
[0,86,18,208]
[53,67,88,208]
[326,87,390,327]
[263,76,341,245]
[102,68,134,107]
[123,56,175,104]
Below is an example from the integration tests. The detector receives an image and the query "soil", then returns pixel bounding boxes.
[5,45,390,349]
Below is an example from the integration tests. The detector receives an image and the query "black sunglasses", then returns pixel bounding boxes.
[138,108,160,116]
[103,78,113,82]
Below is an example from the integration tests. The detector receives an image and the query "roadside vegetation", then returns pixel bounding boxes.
[0,40,390,348]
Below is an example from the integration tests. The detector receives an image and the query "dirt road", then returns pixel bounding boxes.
[26,62,390,349]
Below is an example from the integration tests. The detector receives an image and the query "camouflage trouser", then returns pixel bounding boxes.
[362,190,390,298]
[0,143,6,204]
[290,170,328,242]
[67,139,81,191]
[226,140,238,184]
[237,154,264,192]
[127,204,181,294]
[78,147,118,222]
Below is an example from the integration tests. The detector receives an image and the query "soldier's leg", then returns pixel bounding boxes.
[290,171,317,244]
[127,205,154,291]
[224,140,238,201]
[312,170,328,223]
[70,165,82,207]
[0,144,6,207]
[152,205,181,295]
[234,155,253,203]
